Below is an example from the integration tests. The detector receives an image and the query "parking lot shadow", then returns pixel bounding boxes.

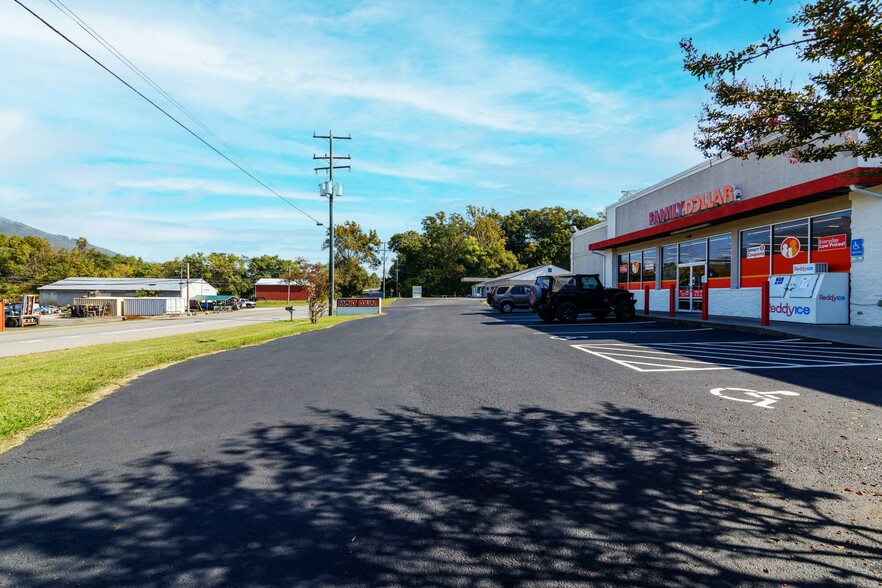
[1,405,879,586]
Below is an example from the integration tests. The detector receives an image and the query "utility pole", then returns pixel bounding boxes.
[314,131,351,316]
[380,241,387,299]
[395,266,399,298]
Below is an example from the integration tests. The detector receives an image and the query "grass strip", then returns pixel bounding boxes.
[0,315,363,452]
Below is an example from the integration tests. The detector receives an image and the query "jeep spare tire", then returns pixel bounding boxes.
[528,285,543,308]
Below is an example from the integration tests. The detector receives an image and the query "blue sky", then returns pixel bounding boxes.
[0,0,803,262]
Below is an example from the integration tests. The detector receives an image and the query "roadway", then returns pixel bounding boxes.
[0,298,879,586]
[0,306,309,357]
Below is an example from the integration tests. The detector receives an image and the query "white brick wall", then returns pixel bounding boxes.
[849,190,882,326]
[709,288,762,318]
[643,287,761,317]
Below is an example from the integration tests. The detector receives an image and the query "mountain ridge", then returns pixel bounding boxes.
[0,217,121,257]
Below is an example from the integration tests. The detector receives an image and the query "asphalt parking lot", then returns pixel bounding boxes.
[1,298,879,586]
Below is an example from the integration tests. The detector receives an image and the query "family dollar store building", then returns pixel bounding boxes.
[571,149,882,327]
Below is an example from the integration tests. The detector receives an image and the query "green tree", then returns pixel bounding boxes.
[323,221,381,297]
[681,0,882,162]
[388,208,521,296]
[501,207,599,269]
[247,255,292,283]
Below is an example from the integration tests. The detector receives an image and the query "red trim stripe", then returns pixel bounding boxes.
[590,167,881,251]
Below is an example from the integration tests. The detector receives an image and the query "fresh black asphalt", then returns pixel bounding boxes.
[1,298,880,586]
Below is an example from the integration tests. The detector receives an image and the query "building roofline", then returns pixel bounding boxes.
[590,167,882,251]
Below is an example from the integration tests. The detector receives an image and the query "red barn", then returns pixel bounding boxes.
[254,278,309,301]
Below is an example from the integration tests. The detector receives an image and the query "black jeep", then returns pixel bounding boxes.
[528,274,636,323]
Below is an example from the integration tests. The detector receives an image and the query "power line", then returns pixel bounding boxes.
[46,0,270,187]
[14,0,324,227]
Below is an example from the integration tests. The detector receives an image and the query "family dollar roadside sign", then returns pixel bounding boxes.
[336,297,382,316]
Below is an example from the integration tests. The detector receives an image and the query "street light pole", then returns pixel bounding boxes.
[314,131,351,317]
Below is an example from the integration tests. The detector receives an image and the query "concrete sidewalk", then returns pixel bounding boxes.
[645,311,882,349]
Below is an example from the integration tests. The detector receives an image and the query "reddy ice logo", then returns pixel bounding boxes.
[769,303,811,316]
[818,294,846,302]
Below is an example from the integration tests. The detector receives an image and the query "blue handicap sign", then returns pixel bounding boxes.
[851,238,864,256]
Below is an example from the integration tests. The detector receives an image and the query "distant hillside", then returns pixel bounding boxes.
[0,217,120,257]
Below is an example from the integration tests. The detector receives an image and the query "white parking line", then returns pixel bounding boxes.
[571,340,882,372]
[549,327,713,338]
[501,320,658,327]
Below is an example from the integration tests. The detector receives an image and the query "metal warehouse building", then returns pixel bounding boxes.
[572,150,882,327]
[38,277,218,307]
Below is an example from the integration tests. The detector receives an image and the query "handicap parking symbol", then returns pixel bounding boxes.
[710,387,799,409]
[851,238,864,256]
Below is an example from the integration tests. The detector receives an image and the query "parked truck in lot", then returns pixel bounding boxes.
[4,294,41,328]
[528,274,636,323]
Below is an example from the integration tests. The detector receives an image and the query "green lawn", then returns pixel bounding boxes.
[255,299,309,308]
[0,315,365,453]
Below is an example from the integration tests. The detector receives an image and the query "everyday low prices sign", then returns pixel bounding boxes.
[336,297,382,316]
[817,234,847,251]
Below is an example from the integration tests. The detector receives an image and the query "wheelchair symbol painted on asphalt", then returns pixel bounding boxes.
[710,387,800,409]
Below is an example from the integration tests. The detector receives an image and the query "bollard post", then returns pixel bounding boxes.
[701,283,709,321]
[669,285,676,317]
[761,280,770,326]
[644,285,650,316]
[0,302,4,331]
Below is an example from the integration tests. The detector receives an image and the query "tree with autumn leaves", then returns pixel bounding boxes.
[681,0,881,163]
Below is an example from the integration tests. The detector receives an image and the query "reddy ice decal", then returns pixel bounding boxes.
[769,303,811,317]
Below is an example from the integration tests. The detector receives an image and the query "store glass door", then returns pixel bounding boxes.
[678,263,706,312]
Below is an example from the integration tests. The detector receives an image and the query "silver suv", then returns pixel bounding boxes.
[492,284,532,313]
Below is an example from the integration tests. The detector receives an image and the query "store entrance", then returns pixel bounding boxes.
[678,263,705,312]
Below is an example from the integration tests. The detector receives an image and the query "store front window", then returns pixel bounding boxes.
[618,249,657,290]
[617,254,628,287]
[772,219,809,274]
[740,226,771,287]
[628,251,641,289]
[707,234,732,288]
[811,211,851,272]
[662,244,677,290]
[739,211,852,286]
[642,248,657,287]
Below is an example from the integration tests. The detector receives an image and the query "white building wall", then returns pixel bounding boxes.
[571,223,608,276]
[849,189,882,326]
[709,288,762,319]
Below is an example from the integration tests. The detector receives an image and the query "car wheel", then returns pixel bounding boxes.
[538,308,555,322]
[592,310,609,321]
[500,301,514,314]
[556,302,579,324]
[615,300,636,321]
